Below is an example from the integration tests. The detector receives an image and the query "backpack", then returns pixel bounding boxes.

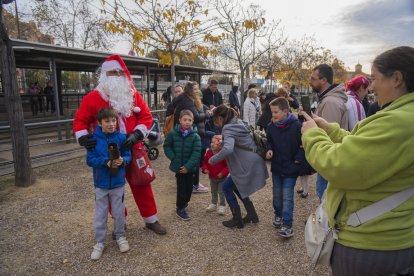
[236,125,267,160]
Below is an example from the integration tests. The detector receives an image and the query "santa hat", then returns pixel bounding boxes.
[101,54,132,83]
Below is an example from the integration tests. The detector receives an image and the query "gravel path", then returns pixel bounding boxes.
[0,149,329,275]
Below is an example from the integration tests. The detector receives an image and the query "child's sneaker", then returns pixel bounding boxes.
[217,205,226,215]
[91,242,104,260]
[296,188,304,194]
[206,203,216,212]
[278,226,294,238]
[116,237,130,253]
[193,183,208,193]
[272,217,282,228]
[300,192,309,198]
[176,209,191,221]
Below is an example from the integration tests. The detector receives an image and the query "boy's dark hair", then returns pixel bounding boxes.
[209,79,218,85]
[180,109,194,119]
[269,97,290,111]
[97,107,117,122]
[313,64,334,84]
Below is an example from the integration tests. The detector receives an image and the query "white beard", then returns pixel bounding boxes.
[97,74,134,117]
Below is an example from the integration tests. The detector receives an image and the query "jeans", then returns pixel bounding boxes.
[221,176,245,209]
[272,173,297,227]
[316,173,328,201]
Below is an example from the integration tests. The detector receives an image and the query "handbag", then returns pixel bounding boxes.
[163,114,174,137]
[305,186,414,266]
[126,146,156,186]
[305,193,337,266]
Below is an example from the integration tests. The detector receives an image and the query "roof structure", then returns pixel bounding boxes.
[11,39,236,76]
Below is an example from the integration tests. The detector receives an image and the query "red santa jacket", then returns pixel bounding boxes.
[73,90,152,142]
[201,149,229,179]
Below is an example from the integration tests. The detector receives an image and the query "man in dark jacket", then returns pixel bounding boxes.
[202,79,223,108]
[228,85,241,112]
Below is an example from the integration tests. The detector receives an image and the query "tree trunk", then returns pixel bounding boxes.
[170,54,176,97]
[239,69,245,117]
[0,5,34,186]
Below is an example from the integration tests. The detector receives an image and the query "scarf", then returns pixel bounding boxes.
[180,127,191,137]
[272,112,293,128]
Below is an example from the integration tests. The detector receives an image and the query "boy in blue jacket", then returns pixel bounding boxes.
[265,97,308,238]
[163,109,201,221]
[86,107,132,260]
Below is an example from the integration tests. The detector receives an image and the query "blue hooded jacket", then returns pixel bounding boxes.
[266,114,308,177]
[86,125,131,189]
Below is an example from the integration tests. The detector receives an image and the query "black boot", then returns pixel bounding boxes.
[241,198,259,223]
[222,206,244,229]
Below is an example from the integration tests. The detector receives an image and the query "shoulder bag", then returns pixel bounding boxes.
[305,186,414,266]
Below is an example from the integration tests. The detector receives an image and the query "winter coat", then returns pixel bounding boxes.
[73,90,153,149]
[266,115,310,177]
[346,91,366,131]
[243,98,260,128]
[302,92,414,251]
[315,83,349,129]
[202,87,223,107]
[163,125,201,173]
[209,118,268,198]
[173,94,209,137]
[288,93,300,109]
[86,125,131,189]
[229,90,241,110]
[257,93,277,129]
[201,149,229,179]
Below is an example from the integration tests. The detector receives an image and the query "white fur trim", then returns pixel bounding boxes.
[133,106,141,113]
[102,60,122,72]
[75,129,89,140]
[134,124,148,136]
[143,214,158,224]
[117,115,127,134]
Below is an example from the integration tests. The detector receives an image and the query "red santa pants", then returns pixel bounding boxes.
[127,182,158,223]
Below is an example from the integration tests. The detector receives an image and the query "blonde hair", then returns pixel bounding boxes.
[247,88,258,98]
[275,87,288,98]
[184,82,203,110]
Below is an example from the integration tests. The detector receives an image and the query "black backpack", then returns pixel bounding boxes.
[236,125,267,160]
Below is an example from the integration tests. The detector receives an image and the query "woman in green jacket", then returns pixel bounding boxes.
[301,46,414,275]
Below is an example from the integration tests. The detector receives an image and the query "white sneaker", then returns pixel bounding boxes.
[91,242,104,260]
[217,205,226,215]
[206,204,216,212]
[117,237,130,253]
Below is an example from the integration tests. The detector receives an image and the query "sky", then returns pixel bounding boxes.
[12,0,414,75]
[258,0,414,73]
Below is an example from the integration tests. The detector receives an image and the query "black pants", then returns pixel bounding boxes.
[331,242,414,276]
[176,173,193,210]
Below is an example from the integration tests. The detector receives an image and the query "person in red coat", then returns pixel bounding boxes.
[201,135,229,215]
[73,54,166,235]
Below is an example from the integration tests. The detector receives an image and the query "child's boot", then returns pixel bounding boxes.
[241,198,259,223]
[222,206,244,229]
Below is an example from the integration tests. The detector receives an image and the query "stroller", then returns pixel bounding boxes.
[143,115,163,160]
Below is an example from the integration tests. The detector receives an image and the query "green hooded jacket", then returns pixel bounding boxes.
[302,92,414,250]
[163,124,201,173]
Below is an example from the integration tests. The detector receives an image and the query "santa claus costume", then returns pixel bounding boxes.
[73,54,166,235]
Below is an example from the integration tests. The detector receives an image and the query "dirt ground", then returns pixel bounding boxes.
[0,149,329,276]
